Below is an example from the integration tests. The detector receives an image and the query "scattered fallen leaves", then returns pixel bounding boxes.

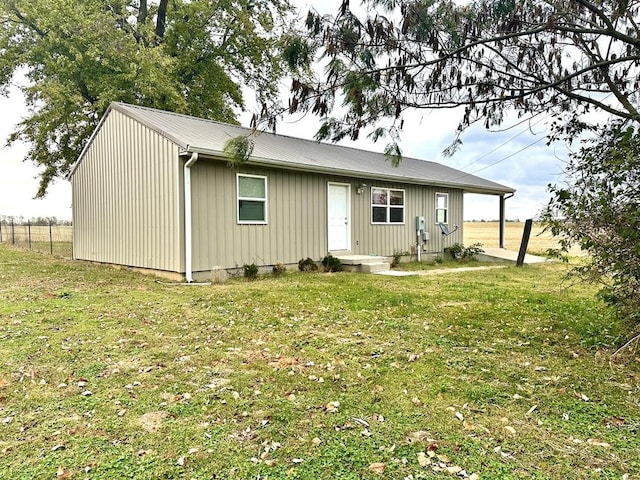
[369,462,386,475]
[407,431,438,444]
[325,401,340,413]
[353,417,370,428]
[504,426,516,435]
[576,392,590,402]
[587,439,611,448]
[56,466,72,478]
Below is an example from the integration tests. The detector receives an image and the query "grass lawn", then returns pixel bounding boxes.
[0,245,638,479]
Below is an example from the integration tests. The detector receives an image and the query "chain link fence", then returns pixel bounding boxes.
[0,219,73,258]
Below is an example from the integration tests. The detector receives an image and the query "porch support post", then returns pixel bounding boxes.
[499,195,506,249]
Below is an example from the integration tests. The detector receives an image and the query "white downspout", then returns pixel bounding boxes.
[184,152,199,282]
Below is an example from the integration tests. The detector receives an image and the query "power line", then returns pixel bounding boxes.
[447,114,548,175]
[450,93,616,180]
[469,135,547,175]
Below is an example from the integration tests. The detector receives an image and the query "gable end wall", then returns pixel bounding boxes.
[72,110,183,272]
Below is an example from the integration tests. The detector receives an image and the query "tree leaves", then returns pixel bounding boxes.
[223,136,255,167]
[543,122,640,327]
[290,0,640,157]
[0,0,295,195]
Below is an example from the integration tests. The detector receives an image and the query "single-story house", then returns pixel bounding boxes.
[69,102,515,281]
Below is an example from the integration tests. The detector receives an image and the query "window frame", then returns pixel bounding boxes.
[371,187,405,225]
[236,173,268,225]
[435,192,449,224]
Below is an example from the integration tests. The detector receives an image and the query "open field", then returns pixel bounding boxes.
[1,246,638,479]
[0,224,73,258]
[464,222,581,256]
[0,224,72,242]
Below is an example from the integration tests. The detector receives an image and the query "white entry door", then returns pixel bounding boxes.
[327,183,351,251]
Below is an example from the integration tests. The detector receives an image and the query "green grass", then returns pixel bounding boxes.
[0,245,638,479]
[0,240,73,258]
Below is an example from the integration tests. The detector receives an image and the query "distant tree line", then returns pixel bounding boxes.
[0,215,72,226]
[466,219,522,223]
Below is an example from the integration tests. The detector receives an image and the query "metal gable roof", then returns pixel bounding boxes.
[94,102,516,195]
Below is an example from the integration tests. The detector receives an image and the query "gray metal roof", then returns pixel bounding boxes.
[84,102,516,195]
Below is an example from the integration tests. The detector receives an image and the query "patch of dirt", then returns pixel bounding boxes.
[138,411,169,433]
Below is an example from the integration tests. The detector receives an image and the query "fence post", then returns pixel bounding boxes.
[11,219,15,244]
[516,219,533,267]
[0,222,3,243]
[28,221,32,249]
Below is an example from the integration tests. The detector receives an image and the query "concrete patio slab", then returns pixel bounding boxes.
[476,247,549,265]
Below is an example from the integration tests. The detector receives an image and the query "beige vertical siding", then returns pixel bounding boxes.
[72,110,182,272]
[190,162,328,270]
[351,183,463,257]
[189,159,466,272]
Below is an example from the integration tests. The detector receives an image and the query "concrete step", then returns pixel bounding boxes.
[360,262,391,273]
[337,255,388,265]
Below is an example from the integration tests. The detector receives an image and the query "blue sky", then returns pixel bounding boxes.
[0,1,573,222]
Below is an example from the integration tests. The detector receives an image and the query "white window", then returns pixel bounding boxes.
[371,187,405,224]
[237,174,267,224]
[436,192,448,224]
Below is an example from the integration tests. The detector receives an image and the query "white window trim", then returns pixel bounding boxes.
[371,187,405,225]
[237,173,268,225]
[435,192,449,224]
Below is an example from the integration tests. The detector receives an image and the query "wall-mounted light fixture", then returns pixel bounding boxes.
[356,182,367,195]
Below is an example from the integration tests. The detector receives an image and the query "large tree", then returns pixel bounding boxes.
[284,0,640,158]
[543,123,640,328]
[0,0,294,196]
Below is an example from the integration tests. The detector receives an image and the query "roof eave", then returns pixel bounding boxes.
[184,146,515,196]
